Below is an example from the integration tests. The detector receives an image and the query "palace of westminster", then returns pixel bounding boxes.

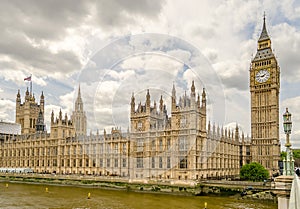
[0,17,281,181]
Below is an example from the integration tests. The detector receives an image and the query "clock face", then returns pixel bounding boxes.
[255,69,270,83]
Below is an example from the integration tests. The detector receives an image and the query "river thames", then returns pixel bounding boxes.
[0,182,277,209]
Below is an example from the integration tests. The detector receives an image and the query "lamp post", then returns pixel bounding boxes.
[282,108,294,176]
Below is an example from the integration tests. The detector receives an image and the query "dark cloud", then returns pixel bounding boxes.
[0,0,90,41]
[0,0,165,78]
[0,30,81,75]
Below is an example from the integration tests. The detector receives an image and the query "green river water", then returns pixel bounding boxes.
[0,182,277,209]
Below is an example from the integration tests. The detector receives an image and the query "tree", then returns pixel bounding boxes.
[240,162,269,182]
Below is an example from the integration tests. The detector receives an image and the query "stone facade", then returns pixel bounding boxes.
[250,16,281,175]
[129,82,248,180]
[0,82,250,180]
[15,88,44,134]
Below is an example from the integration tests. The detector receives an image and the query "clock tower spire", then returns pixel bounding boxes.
[250,14,280,175]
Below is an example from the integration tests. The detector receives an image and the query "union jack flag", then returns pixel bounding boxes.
[24,76,31,81]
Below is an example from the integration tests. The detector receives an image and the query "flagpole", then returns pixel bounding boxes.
[30,74,32,96]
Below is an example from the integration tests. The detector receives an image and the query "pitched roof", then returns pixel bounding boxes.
[0,121,21,135]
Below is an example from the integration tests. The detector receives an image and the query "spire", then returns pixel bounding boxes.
[51,110,54,124]
[202,88,206,108]
[16,89,21,103]
[146,89,150,108]
[40,91,44,100]
[131,92,135,113]
[78,84,81,98]
[191,80,195,96]
[258,12,270,42]
[75,84,83,111]
[59,109,62,120]
[172,83,176,101]
[159,95,164,112]
[36,108,45,133]
[25,87,30,101]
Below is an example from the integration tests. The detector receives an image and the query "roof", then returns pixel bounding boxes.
[253,48,275,61]
[0,121,21,135]
[258,16,270,42]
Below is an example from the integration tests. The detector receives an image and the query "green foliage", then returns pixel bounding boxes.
[293,149,300,159]
[281,151,287,160]
[240,162,269,182]
[281,150,300,160]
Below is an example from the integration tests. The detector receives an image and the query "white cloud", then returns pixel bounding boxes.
[0,99,15,122]
[0,0,299,141]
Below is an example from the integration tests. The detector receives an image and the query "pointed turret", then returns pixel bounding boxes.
[201,88,206,108]
[197,93,200,108]
[171,83,176,111]
[59,109,62,121]
[51,110,54,124]
[159,95,164,113]
[131,92,135,114]
[16,89,21,104]
[40,91,44,111]
[235,123,239,142]
[146,89,150,109]
[191,80,195,97]
[25,87,30,101]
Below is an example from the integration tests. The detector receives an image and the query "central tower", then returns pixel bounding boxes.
[250,15,280,174]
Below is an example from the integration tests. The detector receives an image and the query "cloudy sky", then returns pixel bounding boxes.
[0,0,300,148]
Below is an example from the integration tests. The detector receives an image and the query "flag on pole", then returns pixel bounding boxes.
[24,76,31,81]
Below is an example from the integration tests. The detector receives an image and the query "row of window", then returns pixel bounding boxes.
[136,157,186,169]
[3,158,128,168]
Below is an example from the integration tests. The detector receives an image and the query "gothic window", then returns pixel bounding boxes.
[152,157,155,168]
[137,157,143,168]
[114,144,118,153]
[167,157,171,168]
[180,117,186,128]
[179,136,187,151]
[159,139,163,151]
[122,143,127,154]
[137,121,143,131]
[122,158,126,167]
[114,159,118,167]
[167,138,171,150]
[159,157,163,168]
[179,156,187,169]
[106,145,111,154]
[151,140,155,150]
[137,139,143,152]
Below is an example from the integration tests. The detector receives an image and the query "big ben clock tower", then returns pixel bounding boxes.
[250,15,281,174]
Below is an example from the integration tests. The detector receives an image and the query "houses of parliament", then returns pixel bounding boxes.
[0,17,281,181]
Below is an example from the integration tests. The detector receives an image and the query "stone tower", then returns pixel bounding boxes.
[250,15,281,174]
[72,85,87,136]
[15,88,44,134]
